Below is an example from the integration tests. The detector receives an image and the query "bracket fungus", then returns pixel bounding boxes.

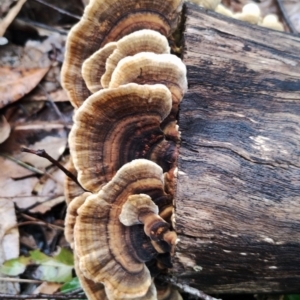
[100,30,171,88]
[108,52,187,140]
[73,159,177,299]
[81,42,117,93]
[69,83,177,193]
[61,0,183,108]
[62,0,187,298]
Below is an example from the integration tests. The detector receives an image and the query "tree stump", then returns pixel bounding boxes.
[174,3,300,293]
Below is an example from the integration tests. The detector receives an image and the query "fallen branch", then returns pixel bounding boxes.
[21,147,87,192]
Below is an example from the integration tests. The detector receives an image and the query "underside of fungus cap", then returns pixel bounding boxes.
[61,0,183,107]
[101,29,171,88]
[82,42,117,93]
[69,83,176,193]
[74,159,171,299]
[119,194,177,248]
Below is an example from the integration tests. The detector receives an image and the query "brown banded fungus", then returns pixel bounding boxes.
[64,192,91,249]
[81,42,117,93]
[74,159,177,299]
[101,29,171,88]
[69,83,177,193]
[109,52,187,140]
[119,194,177,251]
[61,0,183,108]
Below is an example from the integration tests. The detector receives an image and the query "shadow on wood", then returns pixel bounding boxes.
[174,2,300,293]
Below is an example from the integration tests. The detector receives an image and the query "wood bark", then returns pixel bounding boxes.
[174,3,300,293]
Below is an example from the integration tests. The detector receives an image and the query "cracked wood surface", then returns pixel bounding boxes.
[174,3,300,293]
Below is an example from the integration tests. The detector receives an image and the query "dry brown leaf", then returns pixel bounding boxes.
[0,125,68,170]
[0,156,65,210]
[0,66,50,108]
[0,198,20,294]
[32,281,62,295]
[0,115,11,144]
[28,88,69,102]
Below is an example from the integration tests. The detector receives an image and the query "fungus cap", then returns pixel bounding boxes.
[260,14,284,31]
[109,52,187,140]
[119,194,177,246]
[82,42,117,93]
[64,192,91,248]
[61,0,183,107]
[69,83,175,192]
[234,3,261,24]
[101,29,170,88]
[215,4,234,17]
[74,159,171,299]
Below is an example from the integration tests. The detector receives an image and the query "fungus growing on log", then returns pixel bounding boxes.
[81,42,117,93]
[69,83,176,193]
[61,0,183,108]
[101,30,171,88]
[62,0,187,298]
[109,52,187,140]
[119,194,177,249]
[74,159,177,299]
[234,3,261,24]
[260,14,284,31]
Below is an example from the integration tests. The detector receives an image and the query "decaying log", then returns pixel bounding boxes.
[174,3,300,293]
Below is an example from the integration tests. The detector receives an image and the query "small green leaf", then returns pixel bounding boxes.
[30,249,50,264]
[0,256,31,276]
[61,277,82,293]
[34,265,73,283]
[54,248,74,266]
[284,295,300,300]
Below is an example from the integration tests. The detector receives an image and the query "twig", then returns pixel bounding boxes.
[0,153,44,175]
[158,276,222,300]
[276,0,298,34]
[21,147,88,192]
[38,84,67,123]
[20,213,64,230]
[5,213,64,235]
[18,18,69,35]
[0,0,27,36]
[0,277,42,284]
[31,0,81,20]
[0,293,87,299]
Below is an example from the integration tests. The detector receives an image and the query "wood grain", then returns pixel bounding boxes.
[174,3,300,293]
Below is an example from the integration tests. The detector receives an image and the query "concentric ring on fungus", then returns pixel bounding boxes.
[109,52,187,140]
[69,83,177,193]
[61,0,183,108]
[74,159,177,299]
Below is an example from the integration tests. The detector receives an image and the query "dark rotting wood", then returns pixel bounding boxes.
[174,2,300,293]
